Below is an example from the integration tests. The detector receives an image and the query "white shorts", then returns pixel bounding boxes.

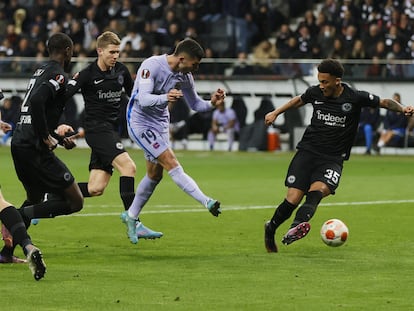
[128,126,170,163]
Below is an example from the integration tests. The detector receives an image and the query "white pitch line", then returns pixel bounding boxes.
[69,199,414,217]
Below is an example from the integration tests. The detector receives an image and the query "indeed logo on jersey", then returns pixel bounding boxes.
[316,110,346,127]
[98,89,122,101]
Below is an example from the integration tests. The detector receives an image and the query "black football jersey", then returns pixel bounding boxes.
[298,83,380,160]
[12,60,67,148]
[66,60,133,127]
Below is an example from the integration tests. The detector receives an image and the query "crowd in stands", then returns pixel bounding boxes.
[2,0,414,78]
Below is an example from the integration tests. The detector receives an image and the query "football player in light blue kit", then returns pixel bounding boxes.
[122,38,225,244]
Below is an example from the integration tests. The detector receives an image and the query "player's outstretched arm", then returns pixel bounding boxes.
[265,95,303,126]
[379,98,414,116]
[0,120,12,133]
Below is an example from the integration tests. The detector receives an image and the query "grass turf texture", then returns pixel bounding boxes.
[1,147,414,310]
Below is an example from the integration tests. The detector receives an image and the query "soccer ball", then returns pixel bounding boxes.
[320,219,349,247]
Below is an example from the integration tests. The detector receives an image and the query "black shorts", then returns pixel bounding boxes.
[11,144,75,201]
[285,149,343,194]
[85,122,126,174]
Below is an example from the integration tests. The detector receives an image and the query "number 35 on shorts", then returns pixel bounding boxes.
[323,169,341,186]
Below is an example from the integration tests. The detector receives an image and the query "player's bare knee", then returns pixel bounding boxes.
[147,171,163,182]
[88,188,105,197]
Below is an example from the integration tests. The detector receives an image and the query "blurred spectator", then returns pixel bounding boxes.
[355,106,381,155]
[230,96,247,130]
[28,23,45,44]
[398,13,412,44]
[119,0,136,21]
[50,0,67,23]
[384,24,405,53]
[69,19,85,49]
[0,95,21,145]
[107,0,122,20]
[145,0,164,23]
[89,0,109,31]
[349,39,368,77]
[275,23,293,54]
[161,21,183,49]
[329,37,347,59]
[376,92,408,151]
[103,19,125,38]
[336,0,360,23]
[231,51,254,76]
[267,0,290,20]
[82,7,100,52]
[315,10,328,29]
[45,8,59,37]
[298,9,319,38]
[135,38,153,58]
[251,39,279,74]
[295,24,313,58]
[359,0,382,29]
[316,23,336,58]
[362,23,384,58]
[184,0,206,18]
[161,7,180,32]
[164,0,185,21]
[120,41,134,58]
[4,24,18,51]
[341,24,358,53]
[222,0,253,54]
[320,0,338,24]
[181,8,205,36]
[14,37,35,57]
[278,36,304,76]
[366,56,387,78]
[120,30,142,53]
[67,0,86,20]
[386,41,409,77]
[252,2,279,45]
[372,40,387,59]
[382,0,398,28]
[207,100,238,151]
[359,0,380,25]
[197,47,226,76]
[336,9,358,38]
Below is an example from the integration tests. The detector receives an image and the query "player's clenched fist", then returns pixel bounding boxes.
[211,88,226,107]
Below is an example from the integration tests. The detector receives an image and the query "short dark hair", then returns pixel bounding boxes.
[47,32,73,55]
[174,38,205,59]
[317,59,344,78]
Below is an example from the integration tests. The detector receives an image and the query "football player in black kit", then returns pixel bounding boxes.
[263,59,414,253]
[2,33,83,276]
[66,31,162,240]
[0,90,46,280]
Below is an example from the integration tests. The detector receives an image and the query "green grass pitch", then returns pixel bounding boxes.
[1,146,414,310]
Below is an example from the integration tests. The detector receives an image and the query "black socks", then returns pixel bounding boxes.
[270,199,298,231]
[0,206,31,253]
[291,190,323,227]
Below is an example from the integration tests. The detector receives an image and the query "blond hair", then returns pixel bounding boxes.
[96,31,121,49]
